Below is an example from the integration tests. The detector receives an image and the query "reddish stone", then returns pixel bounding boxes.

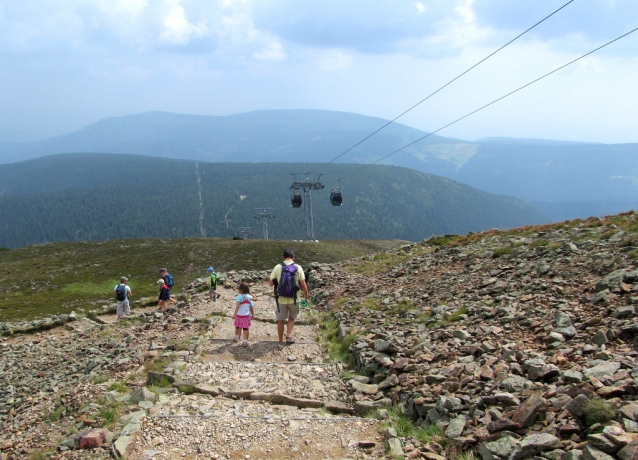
[511,392,545,428]
[392,357,410,370]
[558,424,581,436]
[486,418,522,433]
[78,429,107,449]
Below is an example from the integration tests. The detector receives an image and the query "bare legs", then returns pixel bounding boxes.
[277,318,295,342]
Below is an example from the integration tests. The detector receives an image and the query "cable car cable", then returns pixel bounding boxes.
[320,0,576,170]
[350,25,638,176]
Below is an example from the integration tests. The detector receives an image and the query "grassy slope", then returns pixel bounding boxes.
[0,237,402,322]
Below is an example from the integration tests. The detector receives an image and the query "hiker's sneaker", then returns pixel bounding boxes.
[242,340,248,347]
[233,336,239,342]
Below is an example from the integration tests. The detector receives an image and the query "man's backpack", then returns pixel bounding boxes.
[277,263,299,299]
[115,284,127,301]
[165,274,174,288]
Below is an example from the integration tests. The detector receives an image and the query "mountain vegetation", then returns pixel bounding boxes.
[0,236,402,322]
[0,110,636,221]
[0,153,545,248]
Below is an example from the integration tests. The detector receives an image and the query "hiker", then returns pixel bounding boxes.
[269,248,309,344]
[232,282,256,347]
[157,278,170,311]
[159,268,177,305]
[114,277,132,321]
[207,266,218,302]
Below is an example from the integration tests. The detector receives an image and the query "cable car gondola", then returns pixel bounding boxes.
[330,179,343,206]
[291,189,302,208]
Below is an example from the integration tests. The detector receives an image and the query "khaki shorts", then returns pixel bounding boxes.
[116,300,130,316]
[276,302,299,321]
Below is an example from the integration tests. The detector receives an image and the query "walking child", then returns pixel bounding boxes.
[157,278,171,311]
[206,266,218,302]
[232,282,256,347]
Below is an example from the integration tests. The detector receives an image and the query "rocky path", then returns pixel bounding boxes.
[128,284,385,460]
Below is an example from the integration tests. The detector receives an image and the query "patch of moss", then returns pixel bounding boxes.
[178,385,196,395]
[91,373,109,384]
[107,380,129,393]
[446,306,468,322]
[492,247,513,258]
[48,406,67,422]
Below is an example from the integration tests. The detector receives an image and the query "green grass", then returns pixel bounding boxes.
[48,406,67,422]
[446,306,468,322]
[0,238,401,322]
[146,357,172,374]
[29,452,49,460]
[392,299,414,315]
[582,397,615,426]
[452,450,479,460]
[91,374,109,384]
[528,240,549,249]
[107,380,129,393]
[344,246,428,275]
[427,235,461,247]
[178,385,196,395]
[320,313,358,363]
[492,247,513,258]
[339,370,355,380]
[383,404,444,445]
[98,407,118,424]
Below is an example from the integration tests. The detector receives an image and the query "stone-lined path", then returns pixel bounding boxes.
[129,282,385,459]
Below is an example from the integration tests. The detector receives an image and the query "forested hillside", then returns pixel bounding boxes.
[0,154,546,248]
[1,110,635,221]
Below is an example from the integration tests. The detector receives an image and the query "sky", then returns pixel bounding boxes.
[1,0,637,144]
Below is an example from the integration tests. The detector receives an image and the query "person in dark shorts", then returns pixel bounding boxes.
[159,268,177,306]
[157,279,171,311]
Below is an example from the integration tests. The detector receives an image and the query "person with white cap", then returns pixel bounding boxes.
[113,277,132,321]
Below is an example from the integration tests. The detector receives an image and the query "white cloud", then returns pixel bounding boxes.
[319,51,352,71]
[415,2,426,14]
[98,0,148,24]
[159,2,207,45]
[253,41,286,61]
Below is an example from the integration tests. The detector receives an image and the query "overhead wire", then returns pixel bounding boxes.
[320,0,576,169]
[351,25,638,175]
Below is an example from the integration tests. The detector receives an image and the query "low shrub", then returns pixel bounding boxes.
[582,397,615,426]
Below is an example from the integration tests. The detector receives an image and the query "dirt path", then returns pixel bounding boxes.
[128,283,385,459]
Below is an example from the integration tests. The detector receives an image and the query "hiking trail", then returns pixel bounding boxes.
[127,280,385,460]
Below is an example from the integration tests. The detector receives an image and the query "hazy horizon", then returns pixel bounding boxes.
[1,1,637,145]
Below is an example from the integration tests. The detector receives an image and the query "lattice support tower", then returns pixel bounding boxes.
[290,172,324,241]
[253,208,276,240]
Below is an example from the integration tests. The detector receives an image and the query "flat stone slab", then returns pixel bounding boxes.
[131,414,383,459]
[175,361,347,402]
[202,339,324,363]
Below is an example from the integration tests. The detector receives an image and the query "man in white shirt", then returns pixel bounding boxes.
[114,277,132,321]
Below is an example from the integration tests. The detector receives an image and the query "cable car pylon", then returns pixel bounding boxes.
[254,207,276,240]
[290,172,324,241]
